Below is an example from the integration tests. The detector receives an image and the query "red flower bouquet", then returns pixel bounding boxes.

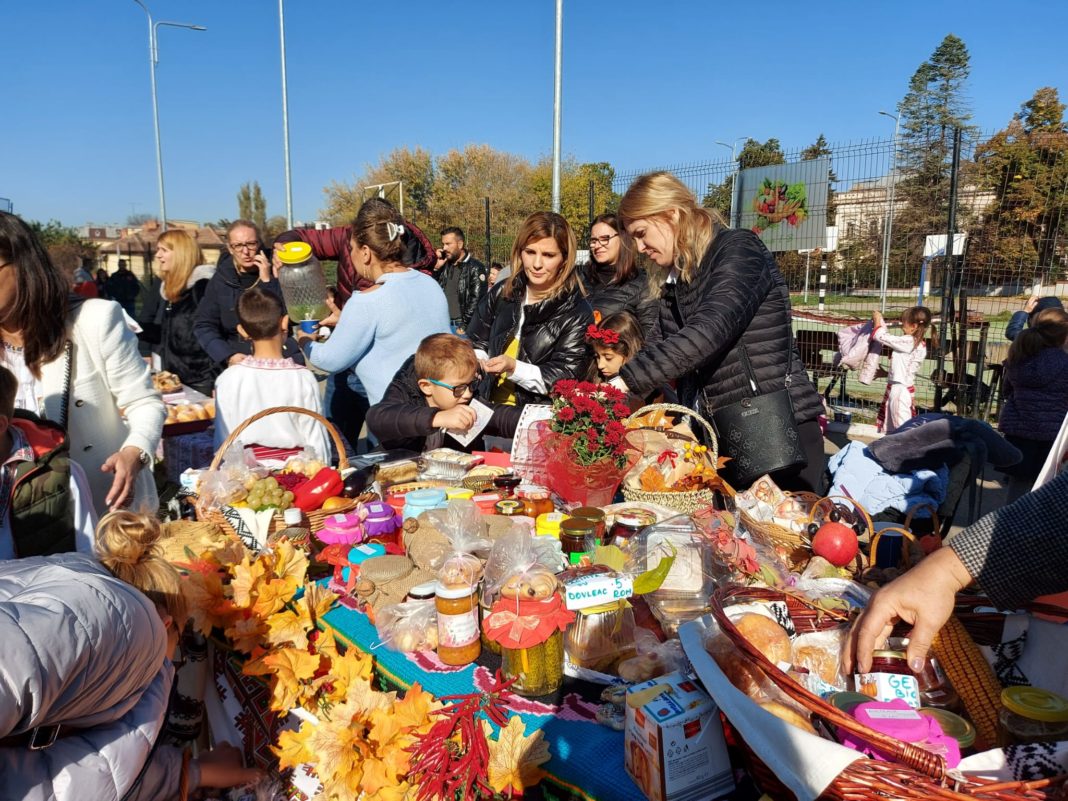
[533,380,641,506]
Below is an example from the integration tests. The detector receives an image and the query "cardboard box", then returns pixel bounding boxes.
[625,671,734,801]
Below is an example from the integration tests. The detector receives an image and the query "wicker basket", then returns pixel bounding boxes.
[622,403,735,514]
[742,493,870,571]
[710,584,1067,800]
[195,406,368,541]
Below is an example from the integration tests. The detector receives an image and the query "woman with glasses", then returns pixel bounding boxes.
[608,172,826,493]
[583,212,660,341]
[0,212,166,514]
[138,228,218,395]
[466,212,594,407]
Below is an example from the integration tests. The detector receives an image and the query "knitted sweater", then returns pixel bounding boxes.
[303,270,450,404]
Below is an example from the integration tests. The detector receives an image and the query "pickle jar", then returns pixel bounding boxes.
[999,686,1068,746]
[435,583,481,666]
[501,630,565,697]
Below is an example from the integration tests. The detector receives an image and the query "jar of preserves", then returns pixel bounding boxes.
[570,506,606,541]
[406,580,438,603]
[495,499,524,516]
[501,630,565,697]
[518,485,554,518]
[535,511,568,538]
[606,510,656,545]
[362,500,403,547]
[915,657,961,713]
[435,583,481,666]
[999,686,1068,746]
[493,474,522,497]
[560,517,598,559]
[854,650,921,707]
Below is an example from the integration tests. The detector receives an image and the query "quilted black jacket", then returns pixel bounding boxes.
[466,274,594,406]
[366,356,523,452]
[619,228,823,425]
[580,263,661,344]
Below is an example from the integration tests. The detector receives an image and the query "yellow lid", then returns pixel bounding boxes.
[275,241,313,265]
[444,487,475,500]
[535,511,568,537]
[1001,686,1068,723]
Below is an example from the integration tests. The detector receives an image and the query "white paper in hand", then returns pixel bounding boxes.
[446,399,495,447]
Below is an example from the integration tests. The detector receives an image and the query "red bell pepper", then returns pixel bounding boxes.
[292,466,343,511]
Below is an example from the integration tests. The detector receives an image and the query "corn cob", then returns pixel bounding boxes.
[931,615,1001,749]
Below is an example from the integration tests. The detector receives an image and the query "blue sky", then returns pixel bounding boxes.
[4,0,1066,227]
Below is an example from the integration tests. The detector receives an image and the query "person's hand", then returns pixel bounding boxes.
[843,546,973,675]
[101,445,145,510]
[318,309,340,328]
[253,252,272,282]
[872,310,884,327]
[228,353,247,366]
[296,331,318,348]
[271,251,284,278]
[483,354,516,375]
[1024,295,1040,314]
[433,405,477,431]
[196,742,263,789]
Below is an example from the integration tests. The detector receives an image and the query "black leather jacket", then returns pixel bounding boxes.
[466,274,594,407]
[433,252,487,329]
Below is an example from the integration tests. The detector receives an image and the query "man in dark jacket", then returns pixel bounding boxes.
[432,226,487,334]
[193,220,303,366]
[106,260,142,317]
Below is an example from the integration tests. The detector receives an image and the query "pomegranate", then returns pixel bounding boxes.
[811,521,859,567]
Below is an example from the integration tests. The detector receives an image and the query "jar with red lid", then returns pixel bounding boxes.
[606,510,656,545]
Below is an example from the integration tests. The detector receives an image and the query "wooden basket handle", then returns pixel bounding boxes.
[869,526,918,570]
[903,502,941,538]
[807,495,874,535]
[209,406,350,472]
[626,402,718,466]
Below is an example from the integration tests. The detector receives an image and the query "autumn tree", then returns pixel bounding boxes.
[529,159,619,234]
[237,181,268,233]
[969,87,1068,284]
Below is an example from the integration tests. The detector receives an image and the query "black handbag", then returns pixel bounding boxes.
[710,341,806,488]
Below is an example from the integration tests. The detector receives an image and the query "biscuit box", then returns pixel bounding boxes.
[624,671,733,801]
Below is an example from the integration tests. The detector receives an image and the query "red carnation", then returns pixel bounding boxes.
[576,381,598,395]
[612,403,631,419]
[556,405,576,423]
[554,379,578,397]
[590,405,608,424]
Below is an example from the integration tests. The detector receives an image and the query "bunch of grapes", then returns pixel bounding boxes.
[246,476,296,511]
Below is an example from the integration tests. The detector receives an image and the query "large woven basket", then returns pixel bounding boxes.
[622,403,735,514]
[710,584,1067,801]
[742,493,870,570]
[196,406,367,540]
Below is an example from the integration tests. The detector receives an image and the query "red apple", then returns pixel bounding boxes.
[811,522,859,567]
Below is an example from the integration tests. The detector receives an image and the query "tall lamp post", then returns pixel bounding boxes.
[716,137,747,227]
[550,0,563,213]
[131,0,205,231]
[878,110,900,313]
[278,0,293,228]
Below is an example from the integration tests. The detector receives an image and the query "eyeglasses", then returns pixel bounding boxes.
[229,241,259,252]
[427,376,481,398]
[588,234,618,248]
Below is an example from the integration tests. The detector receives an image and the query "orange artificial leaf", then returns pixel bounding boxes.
[245,646,320,711]
[272,539,309,586]
[231,555,266,608]
[303,581,337,625]
[391,683,439,730]
[210,537,248,567]
[367,708,406,750]
[360,753,406,796]
[308,719,365,799]
[226,615,267,654]
[275,725,315,770]
[639,465,668,492]
[251,576,298,618]
[364,781,415,801]
[328,651,375,701]
[344,678,396,716]
[265,608,310,650]
[485,717,551,795]
[182,569,232,635]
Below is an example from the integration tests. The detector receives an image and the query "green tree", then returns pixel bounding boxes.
[892,34,977,272]
[237,181,268,233]
[28,220,97,277]
[969,87,1068,284]
[800,133,837,225]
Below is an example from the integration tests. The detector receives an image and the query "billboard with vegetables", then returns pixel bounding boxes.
[736,157,830,252]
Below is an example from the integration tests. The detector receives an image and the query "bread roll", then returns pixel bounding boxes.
[734,613,792,664]
[190,403,208,420]
[759,701,817,735]
[176,410,198,423]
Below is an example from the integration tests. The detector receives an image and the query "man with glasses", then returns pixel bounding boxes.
[194,219,303,368]
[431,226,487,335]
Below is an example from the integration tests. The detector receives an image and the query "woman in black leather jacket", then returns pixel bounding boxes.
[581,212,659,341]
[466,212,594,408]
[611,172,826,492]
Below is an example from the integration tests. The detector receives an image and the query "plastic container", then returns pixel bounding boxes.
[403,488,448,521]
[275,241,329,325]
[844,699,961,767]
[444,487,475,501]
[998,686,1068,746]
[535,512,568,538]
[564,601,636,672]
[919,708,976,752]
[435,583,481,666]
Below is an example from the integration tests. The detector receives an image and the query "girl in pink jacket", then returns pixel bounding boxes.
[872,306,935,433]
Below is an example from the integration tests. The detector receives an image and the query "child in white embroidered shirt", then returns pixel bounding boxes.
[213,287,332,460]
[871,306,936,434]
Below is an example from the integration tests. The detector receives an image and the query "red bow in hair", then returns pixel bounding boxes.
[586,325,621,346]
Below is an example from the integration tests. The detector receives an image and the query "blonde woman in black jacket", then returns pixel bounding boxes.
[611,172,826,492]
[466,212,594,408]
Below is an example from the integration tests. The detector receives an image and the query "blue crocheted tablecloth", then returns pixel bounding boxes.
[322,597,645,801]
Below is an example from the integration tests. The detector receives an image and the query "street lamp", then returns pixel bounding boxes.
[878,110,900,312]
[551,0,564,213]
[716,137,747,227]
[278,0,293,228]
[131,0,206,231]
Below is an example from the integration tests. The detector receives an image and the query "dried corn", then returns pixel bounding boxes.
[931,615,1001,749]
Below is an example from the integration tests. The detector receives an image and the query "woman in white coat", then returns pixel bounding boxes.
[0,212,165,513]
